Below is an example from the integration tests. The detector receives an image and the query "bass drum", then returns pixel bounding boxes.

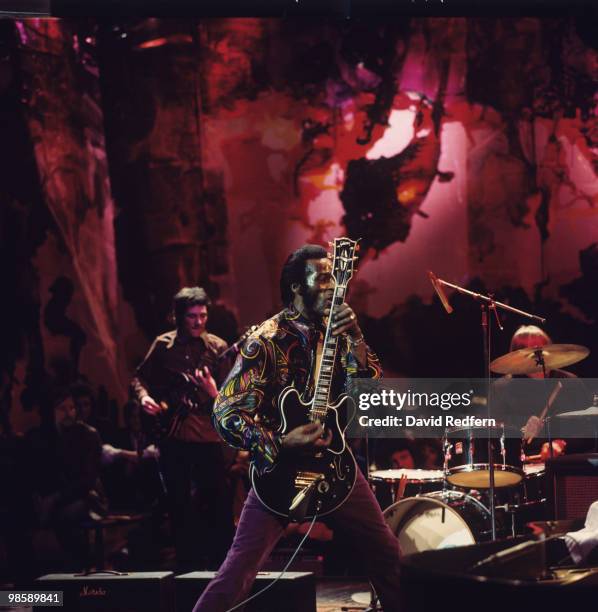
[383,490,500,555]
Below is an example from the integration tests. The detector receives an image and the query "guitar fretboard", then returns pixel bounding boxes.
[311,287,346,423]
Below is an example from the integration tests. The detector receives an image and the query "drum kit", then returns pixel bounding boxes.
[368,342,594,558]
[345,273,596,612]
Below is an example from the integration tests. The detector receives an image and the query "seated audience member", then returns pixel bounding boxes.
[102,401,164,512]
[371,440,418,509]
[25,388,107,570]
[415,438,443,470]
[0,407,36,583]
[374,439,416,471]
[71,382,142,470]
[390,440,416,470]
[71,381,116,443]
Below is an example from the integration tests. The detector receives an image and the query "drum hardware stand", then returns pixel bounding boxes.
[481,300,498,539]
[428,272,546,541]
[529,349,556,461]
[592,395,598,453]
[502,503,517,538]
[527,351,563,515]
[342,433,382,612]
[442,437,451,496]
[543,414,560,517]
[534,348,548,379]
[341,587,380,612]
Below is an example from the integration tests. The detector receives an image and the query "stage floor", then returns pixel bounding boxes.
[316,579,372,612]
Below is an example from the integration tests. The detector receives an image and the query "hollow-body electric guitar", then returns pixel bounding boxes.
[251,237,360,520]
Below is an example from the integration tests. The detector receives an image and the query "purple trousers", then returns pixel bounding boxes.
[192,469,402,612]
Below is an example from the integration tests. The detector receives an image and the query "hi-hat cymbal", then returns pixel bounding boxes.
[490,344,590,375]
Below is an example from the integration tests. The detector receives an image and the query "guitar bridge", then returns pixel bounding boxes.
[295,471,325,488]
[289,471,327,514]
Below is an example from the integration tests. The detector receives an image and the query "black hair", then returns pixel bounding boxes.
[50,386,73,409]
[173,286,211,327]
[279,244,327,306]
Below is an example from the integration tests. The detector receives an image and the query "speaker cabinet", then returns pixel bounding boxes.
[546,453,598,520]
[35,571,174,611]
[175,570,316,612]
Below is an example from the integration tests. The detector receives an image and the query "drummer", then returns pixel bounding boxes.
[491,325,590,457]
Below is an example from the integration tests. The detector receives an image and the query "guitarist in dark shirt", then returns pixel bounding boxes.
[193,245,401,612]
[131,286,234,571]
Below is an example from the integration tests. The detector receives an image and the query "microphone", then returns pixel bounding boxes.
[428,271,453,314]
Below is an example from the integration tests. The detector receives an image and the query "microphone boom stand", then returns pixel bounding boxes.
[430,274,545,540]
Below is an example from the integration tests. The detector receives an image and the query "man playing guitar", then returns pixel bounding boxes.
[132,287,234,571]
[193,244,401,612]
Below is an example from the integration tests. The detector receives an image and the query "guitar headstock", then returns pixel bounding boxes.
[238,324,259,344]
[328,237,359,289]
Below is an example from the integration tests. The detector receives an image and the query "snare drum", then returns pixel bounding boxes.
[444,425,523,489]
[369,469,444,505]
[383,490,502,555]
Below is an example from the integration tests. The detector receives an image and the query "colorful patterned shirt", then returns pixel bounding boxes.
[213,307,382,474]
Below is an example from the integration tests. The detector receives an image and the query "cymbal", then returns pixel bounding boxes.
[490,343,589,375]
[556,406,598,418]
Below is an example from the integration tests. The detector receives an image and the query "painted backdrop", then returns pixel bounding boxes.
[1,17,596,431]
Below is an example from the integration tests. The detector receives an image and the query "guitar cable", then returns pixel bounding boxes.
[224,512,319,612]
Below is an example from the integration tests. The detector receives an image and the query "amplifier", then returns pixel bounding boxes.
[35,571,174,611]
[175,571,316,612]
[546,453,598,520]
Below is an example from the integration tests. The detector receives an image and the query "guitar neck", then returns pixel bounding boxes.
[311,286,347,423]
[219,325,258,360]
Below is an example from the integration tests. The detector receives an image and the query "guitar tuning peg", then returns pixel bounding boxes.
[328,241,333,247]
